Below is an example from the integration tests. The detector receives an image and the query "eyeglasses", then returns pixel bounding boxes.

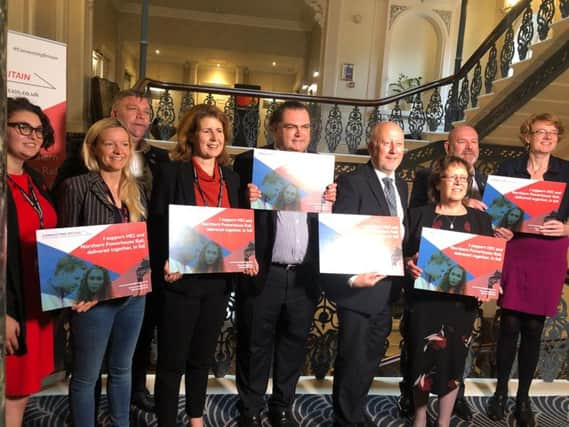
[8,122,44,139]
[441,175,469,184]
[531,129,559,137]
[281,123,311,132]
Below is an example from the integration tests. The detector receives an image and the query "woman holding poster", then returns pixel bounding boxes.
[5,98,57,427]
[149,104,258,427]
[404,156,495,427]
[486,114,569,427]
[57,118,147,427]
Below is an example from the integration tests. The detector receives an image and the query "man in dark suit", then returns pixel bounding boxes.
[409,124,487,210]
[322,121,408,427]
[401,124,512,421]
[234,101,335,427]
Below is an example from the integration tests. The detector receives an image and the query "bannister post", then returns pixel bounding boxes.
[138,0,149,80]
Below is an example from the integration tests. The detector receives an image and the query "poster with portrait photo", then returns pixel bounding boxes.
[414,227,506,300]
[169,205,255,274]
[318,213,404,276]
[36,222,151,311]
[482,175,566,234]
[250,148,335,213]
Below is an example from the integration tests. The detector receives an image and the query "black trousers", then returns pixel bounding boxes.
[155,286,229,426]
[236,265,317,417]
[333,306,392,426]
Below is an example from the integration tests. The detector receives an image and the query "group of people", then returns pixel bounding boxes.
[5,88,568,427]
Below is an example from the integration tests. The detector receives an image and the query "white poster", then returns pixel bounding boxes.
[7,30,67,186]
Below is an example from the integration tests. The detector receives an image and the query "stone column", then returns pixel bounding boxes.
[0,0,7,415]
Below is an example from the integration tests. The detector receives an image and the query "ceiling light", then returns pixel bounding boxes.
[313,71,319,78]
[272,61,277,67]
[155,49,160,55]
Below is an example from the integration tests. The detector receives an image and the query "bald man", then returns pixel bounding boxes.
[322,122,408,426]
[409,125,486,210]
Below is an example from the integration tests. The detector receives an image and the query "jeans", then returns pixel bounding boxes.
[70,296,145,427]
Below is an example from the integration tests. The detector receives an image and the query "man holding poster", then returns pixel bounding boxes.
[321,121,407,427]
[234,101,336,427]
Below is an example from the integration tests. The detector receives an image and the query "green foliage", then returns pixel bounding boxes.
[389,73,423,104]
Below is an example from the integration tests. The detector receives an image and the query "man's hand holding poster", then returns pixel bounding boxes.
[169,205,255,274]
[319,213,403,276]
[415,227,506,300]
[251,148,335,213]
[37,222,151,311]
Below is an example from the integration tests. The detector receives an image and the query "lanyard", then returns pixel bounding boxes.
[193,164,225,207]
[7,174,45,229]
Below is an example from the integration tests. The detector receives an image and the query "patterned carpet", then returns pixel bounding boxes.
[24,394,569,426]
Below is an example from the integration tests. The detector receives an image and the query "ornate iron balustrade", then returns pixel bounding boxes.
[136,0,568,153]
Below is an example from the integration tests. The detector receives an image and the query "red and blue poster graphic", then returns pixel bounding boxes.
[482,175,566,234]
[415,227,506,300]
[169,205,255,274]
[251,148,335,213]
[36,222,151,311]
[319,213,404,275]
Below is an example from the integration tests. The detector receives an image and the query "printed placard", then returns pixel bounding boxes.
[319,213,404,276]
[169,205,255,274]
[483,175,566,234]
[414,227,506,300]
[251,148,335,213]
[37,222,151,311]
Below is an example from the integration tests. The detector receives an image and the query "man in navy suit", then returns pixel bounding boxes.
[234,101,336,427]
[322,121,408,426]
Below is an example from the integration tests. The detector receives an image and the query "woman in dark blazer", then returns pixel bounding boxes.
[58,117,147,427]
[6,97,57,426]
[150,104,257,427]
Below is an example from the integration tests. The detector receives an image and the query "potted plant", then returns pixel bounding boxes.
[389,73,423,106]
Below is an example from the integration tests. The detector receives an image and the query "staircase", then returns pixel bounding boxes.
[463,16,569,159]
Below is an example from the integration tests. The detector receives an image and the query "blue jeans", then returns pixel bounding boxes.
[70,296,145,427]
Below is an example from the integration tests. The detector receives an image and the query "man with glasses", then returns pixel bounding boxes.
[321,121,407,426]
[400,124,512,421]
[234,101,335,427]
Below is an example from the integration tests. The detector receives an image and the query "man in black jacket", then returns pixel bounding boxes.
[321,121,407,426]
[234,101,335,427]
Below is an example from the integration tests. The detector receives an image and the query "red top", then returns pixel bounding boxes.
[6,172,58,396]
[192,159,230,208]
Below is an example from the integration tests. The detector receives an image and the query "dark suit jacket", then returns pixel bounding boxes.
[148,161,240,295]
[321,161,408,315]
[7,166,55,355]
[409,167,487,209]
[497,154,569,222]
[57,172,147,227]
[232,148,320,298]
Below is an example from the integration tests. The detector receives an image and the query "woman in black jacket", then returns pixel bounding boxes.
[5,97,57,426]
[151,104,257,427]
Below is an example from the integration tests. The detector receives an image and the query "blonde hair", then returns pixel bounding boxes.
[81,117,146,221]
[519,113,564,146]
[170,104,230,164]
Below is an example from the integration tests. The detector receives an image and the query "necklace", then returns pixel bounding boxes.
[435,214,459,230]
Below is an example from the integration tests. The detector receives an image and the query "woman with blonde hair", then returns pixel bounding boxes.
[487,113,569,427]
[58,117,147,427]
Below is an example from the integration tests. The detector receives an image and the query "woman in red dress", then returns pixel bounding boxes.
[5,97,57,426]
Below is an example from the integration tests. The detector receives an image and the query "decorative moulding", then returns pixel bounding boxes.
[304,0,327,28]
[389,5,408,28]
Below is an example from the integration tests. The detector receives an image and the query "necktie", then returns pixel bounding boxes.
[382,177,397,216]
